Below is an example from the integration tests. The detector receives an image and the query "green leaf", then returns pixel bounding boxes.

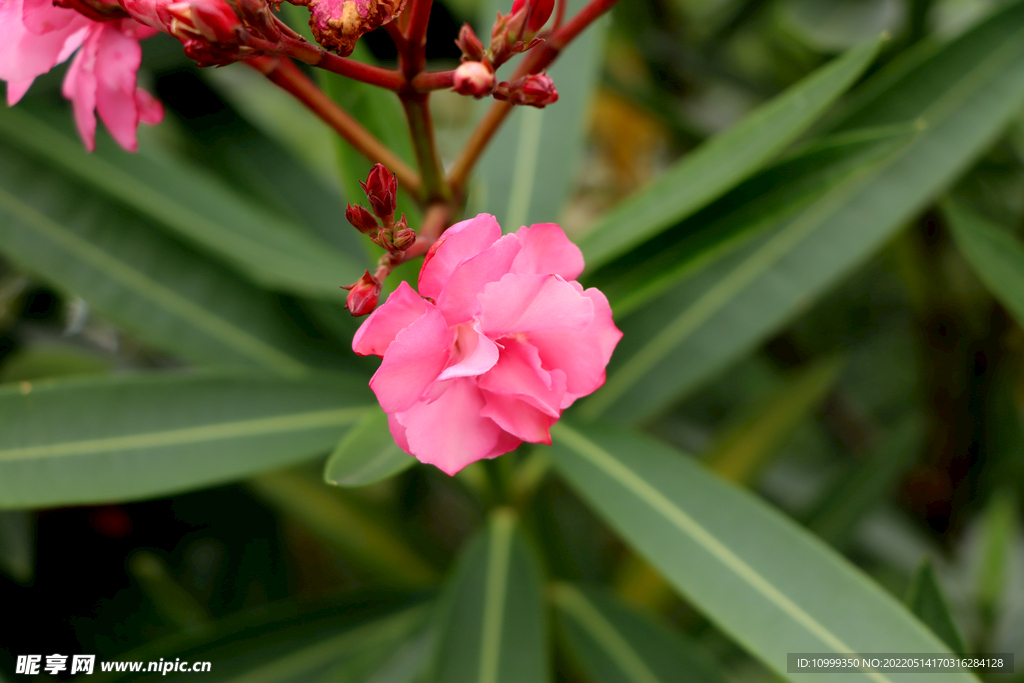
[476,0,607,230]
[0,510,33,583]
[582,2,1024,421]
[586,126,913,316]
[0,345,111,383]
[944,199,1024,328]
[0,138,313,376]
[0,106,363,300]
[704,355,845,484]
[551,583,723,683]
[248,470,439,587]
[778,0,905,52]
[577,37,881,271]
[432,508,550,683]
[0,372,371,508]
[547,422,979,683]
[324,410,415,487]
[804,417,924,547]
[975,489,1019,625]
[905,561,968,655]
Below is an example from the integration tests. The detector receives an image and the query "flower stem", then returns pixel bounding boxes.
[247,56,421,194]
[447,0,622,193]
[402,95,450,203]
[403,0,434,75]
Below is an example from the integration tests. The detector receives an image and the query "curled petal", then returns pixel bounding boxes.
[0,0,88,86]
[478,338,567,417]
[368,305,451,414]
[93,23,144,152]
[436,324,499,381]
[526,287,622,404]
[478,272,593,338]
[481,391,555,444]
[352,281,430,357]
[395,379,501,476]
[436,233,521,325]
[511,222,584,280]
[418,213,501,300]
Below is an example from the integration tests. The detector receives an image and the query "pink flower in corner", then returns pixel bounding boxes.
[352,214,623,475]
[0,0,163,152]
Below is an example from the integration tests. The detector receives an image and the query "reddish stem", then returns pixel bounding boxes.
[553,0,567,29]
[403,0,433,75]
[384,21,409,54]
[447,0,621,193]
[247,56,420,193]
[410,69,456,91]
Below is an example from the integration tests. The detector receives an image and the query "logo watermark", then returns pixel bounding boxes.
[15,655,212,676]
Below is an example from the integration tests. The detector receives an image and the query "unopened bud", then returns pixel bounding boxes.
[360,163,398,219]
[165,0,241,43]
[342,270,381,316]
[346,204,379,234]
[452,61,495,98]
[455,23,486,62]
[493,72,558,108]
[510,0,553,34]
[182,38,246,66]
[393,227,416,251]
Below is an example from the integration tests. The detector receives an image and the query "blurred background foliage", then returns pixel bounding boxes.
[1,0,1024,681]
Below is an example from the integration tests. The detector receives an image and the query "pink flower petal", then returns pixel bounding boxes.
[388,412,411,454]
[436,324,499,381]
[0,0,88,84]
[395,378,501,475]
[368,305,452,414]
[5,78,33,105]
[22,0,76,34]
[353,281,431,357]
[62,32,98,152]
[480,390,556,444]
[418,213,501,300]
[511,223,584,280]
[93,23,143,152]
[525,287,622,404]
[485,430,523,459]
[436,233,521,325]
[135,86,163,124]
[478,272,593,338]
[478,338,567,417]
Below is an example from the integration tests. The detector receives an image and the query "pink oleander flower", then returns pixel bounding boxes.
[0,0,163,152]
[352,214,623,475]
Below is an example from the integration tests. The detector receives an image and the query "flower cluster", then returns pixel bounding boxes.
[0,0,163,151]
[352,214,622,475]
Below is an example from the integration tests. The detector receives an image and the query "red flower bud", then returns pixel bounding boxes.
[455,23,486,62]
[393,227,417,251]
[342,270,381,316]
[181,38,246,66]
[346,203,379,234]
[452,61,495,98]
[510,0,553,34]
[359,163,398,219]
[493,73,558,108]
[165,0,241,43]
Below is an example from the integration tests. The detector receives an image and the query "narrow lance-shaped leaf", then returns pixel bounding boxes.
[432,508,550,683]
[548,422,979,683]
[552,582,723,683]
[905,561,968,655]
[704,355,845,485]
[0,372,372,509]
[577,37,882,271]
[804,417,924,547]
[582,1,1024,422]
[0,138,311,376]
[0,106,363,300]
[324,410,416,487]
[0,511,33,583]
[943,199,1024,329]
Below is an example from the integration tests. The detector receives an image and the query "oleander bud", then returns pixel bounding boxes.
[346,204,379,235]
[342,270,381,316]
[452,61,495,98]
[492,72,558,107]
[455,23,486,62]
[360,163,398,219]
